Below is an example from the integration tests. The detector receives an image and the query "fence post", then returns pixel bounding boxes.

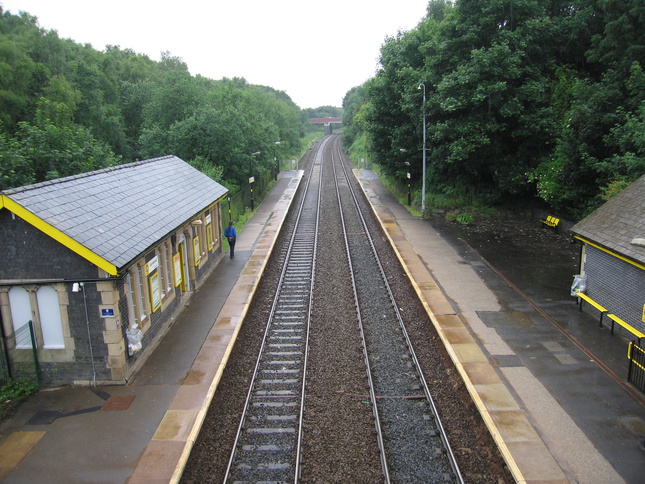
[27,320,41,386]
[0,311,11,384]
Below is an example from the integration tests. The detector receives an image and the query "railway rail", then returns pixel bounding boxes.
[223,135,462,482]
[223,137,328,482]
[330,139,463,482]
[182,134,511,483]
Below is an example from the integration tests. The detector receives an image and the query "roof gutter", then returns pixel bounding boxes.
[0,275,125,288]
[573,234,645,271]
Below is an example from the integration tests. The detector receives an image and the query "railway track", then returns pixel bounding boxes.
[223,137,328,482]
[221,135,463,482]
[329,138,463,482]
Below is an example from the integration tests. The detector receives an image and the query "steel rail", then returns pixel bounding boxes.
[330,144,391,483]
[332,137,465,483]
[223,136,328,483]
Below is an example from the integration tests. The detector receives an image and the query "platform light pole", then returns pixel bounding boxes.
[273,141,281,180]
[251,151,260,211]
[418,83,427,217]
[400,148,411,206]
[405,162,411,206]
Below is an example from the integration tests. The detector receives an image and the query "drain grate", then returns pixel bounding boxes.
[101,395,135,411]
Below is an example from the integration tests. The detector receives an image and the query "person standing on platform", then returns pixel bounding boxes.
[224,221,237,259]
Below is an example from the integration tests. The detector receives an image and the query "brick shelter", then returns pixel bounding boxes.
[0,155,228,386]
[570,174,645,339]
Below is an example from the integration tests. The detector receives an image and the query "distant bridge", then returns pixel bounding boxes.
[308,117,342,134]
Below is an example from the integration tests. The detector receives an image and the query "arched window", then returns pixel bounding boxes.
[37,286,65,349]
[8,286,33,349]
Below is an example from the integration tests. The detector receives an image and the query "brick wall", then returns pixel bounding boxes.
[0,210,98,280]
[584,245,645,337]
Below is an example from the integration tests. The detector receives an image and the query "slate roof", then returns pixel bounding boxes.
[1,155,228,272]
[570,174,645,266]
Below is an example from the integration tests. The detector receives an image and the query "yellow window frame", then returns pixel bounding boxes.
[207,223,214,250]
[148,272,161,312]
[193,236,201,265]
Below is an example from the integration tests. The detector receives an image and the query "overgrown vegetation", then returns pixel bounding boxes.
[343,0,645,221]
[0,378,39,421]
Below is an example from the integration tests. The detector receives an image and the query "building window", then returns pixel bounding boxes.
[207,223,214,250]
[149,272,161,312]
[8,287,33,349]
[193,236,201,265]
[8,286,65,350]
[135,265,147,323]
[125,273,138,326]
[155,249,166,298]
[206,212,214,250]
[164,243,173,292]
[37,286,64,349]
[173,251,182,288]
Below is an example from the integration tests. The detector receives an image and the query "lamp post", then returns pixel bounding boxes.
[400,148,411,206]
[418,83,427,217]
[273,141,281,180]
[251,151,261,211]
[405,162,411,206]
[227,196,232,222]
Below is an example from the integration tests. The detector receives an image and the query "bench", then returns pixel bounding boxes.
[542,215,560,230]
[578,292,608,326]
[606,313,645,340]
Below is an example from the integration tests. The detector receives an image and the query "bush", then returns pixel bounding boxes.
[456,213,474,224]
[0,379,39,421]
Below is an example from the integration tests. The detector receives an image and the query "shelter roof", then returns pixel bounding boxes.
[570,174,645,266]
[0,155,228,275]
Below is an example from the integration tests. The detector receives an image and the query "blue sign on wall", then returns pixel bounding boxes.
[101,308,115,317]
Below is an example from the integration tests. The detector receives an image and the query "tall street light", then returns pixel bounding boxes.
[273,141,281,180]
[400,148,411,206]
[251,151,261,211]
[418,83,427,217]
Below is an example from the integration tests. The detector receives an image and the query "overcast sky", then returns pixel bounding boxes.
[1,0,429,108]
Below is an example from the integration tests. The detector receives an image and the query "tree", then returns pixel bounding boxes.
[0,32,38,128]
[343,0,645,218]
[0,130,34,189]
[0,6,309,193]
[13,98,120,182]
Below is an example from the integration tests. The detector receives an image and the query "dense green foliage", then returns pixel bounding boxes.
[0,378,38,421]
[343,0,645,220]
[0,8,310,193]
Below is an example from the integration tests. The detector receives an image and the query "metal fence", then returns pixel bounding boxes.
[0,320,40,386]
[628,340,645,394]
[221,171,275,226]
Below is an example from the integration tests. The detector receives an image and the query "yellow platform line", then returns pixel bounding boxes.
[0,431,46,480]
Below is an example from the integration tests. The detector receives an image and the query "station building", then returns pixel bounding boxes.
[570,173,645,339]
[0,155,228,386]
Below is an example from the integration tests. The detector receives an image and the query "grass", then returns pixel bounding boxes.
[368,163,509,224]
[0,378,39,421]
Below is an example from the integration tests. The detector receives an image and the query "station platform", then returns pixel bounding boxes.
[0,167,643,483]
